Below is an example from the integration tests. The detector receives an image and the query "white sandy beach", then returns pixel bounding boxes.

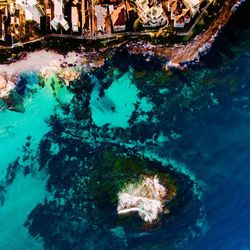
[0,50,85,78]
[0,49,98,97]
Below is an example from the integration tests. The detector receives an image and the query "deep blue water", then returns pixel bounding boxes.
[0,2,250,249]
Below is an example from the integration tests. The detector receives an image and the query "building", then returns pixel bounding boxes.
[110,3,126,32]
[51,0,69,31]
[168,0,196,28]
[170,1,182,20]
[126,1,137,22]
[8,3,27,43]
[182,8,191,23]
[71,6,79,32]
[174,14,184,27]
[15,0,45,26]
[0,3,8,41]
[95,5,107,32]
[135,0,168,28]
[183,0,201,16]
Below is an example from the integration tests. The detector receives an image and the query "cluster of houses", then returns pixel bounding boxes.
[0,0,44,43]
[0,0,8,41]
[135,0,168,28]
[0,0,205,45]
[94,2,127,33]
[168,0,203,28]
[45,0,130,34]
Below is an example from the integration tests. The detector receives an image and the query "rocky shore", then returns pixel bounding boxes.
[0,0,246,98]
[0,49,105,98]
[128,0,245,69]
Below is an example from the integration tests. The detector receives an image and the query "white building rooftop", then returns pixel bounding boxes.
[71,6,79,32]
[189,0,201,6]
[51,0,69,31]
[95,5,107,32]
[15,0,37,20]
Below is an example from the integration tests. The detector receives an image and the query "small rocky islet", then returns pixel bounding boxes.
[25,137,198,249]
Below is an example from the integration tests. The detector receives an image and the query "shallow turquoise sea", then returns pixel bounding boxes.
[0,2,250,249]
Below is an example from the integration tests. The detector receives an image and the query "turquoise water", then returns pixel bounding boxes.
[90,70,139,128]
[0,81,55,175]
[0,2,250,249]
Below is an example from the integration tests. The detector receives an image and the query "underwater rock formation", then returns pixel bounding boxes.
[58,68,81,87]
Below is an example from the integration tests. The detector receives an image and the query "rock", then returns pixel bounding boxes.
[232,0,246,12]
[0,75,14,99]
[4,90,25,113]
[58,68,80,87]
[117,176,168,223]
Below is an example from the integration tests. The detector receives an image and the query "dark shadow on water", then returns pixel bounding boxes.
[169,68,191,86]
[112,49,163,73]
[200,1,250,69]
[200,48,224,69]
[216,39,236,60]
[223,28,241,47]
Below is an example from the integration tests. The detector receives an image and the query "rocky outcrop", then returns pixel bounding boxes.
[0,76,14,99]
[58,68,81,87]
[231,0,246,12]
[117,176,168,223]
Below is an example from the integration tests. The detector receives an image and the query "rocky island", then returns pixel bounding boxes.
[117,176,170,223]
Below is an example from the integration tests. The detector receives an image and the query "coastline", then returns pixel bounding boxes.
[127,0,246,69]
[0,48,106,98]
[0,0,246,98]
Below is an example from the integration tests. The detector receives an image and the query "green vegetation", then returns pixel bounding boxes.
[133,18,143,32]
[24,20,40,40]
[0,46,11,63]
[192,17,205,37]
[88,151,177,205]
[181,34,192,44]
[149,29,178,45]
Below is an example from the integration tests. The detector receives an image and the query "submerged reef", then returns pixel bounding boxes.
[25,135,198,250]
[2,46,246,249]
